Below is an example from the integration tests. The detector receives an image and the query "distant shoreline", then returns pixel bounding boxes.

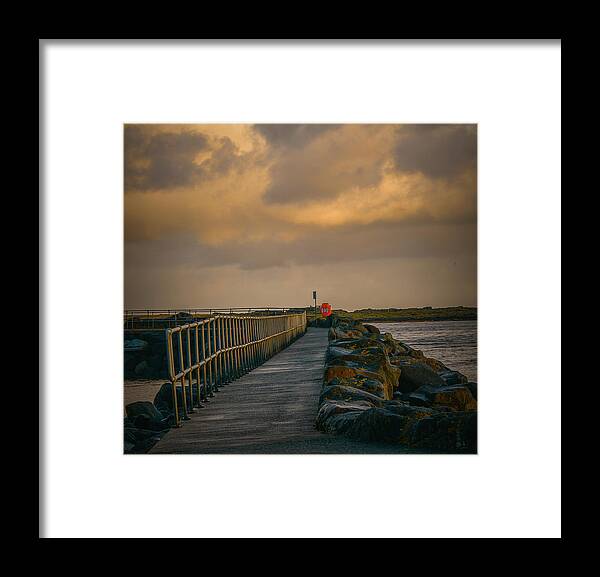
[364,317,476,323]
[307,306,477,324]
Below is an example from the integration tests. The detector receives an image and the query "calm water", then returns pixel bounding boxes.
[372,320,477,382]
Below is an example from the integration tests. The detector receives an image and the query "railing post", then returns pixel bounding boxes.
[200,322,208,402]
[218,316,225,385]
[207,319,214,396]
[222,316,228,383]
[166,329,180,428]
[232,317,238,378]
[178,331,190,420]
[227,316,233,381]
[236,317,242,376]
[193,325,204,408]
[212,317,220,392]
[244,317,250,372]
[186,326,198,412]
[229,316,235,380]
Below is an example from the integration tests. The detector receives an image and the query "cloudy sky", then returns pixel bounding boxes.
[124,124,477,310]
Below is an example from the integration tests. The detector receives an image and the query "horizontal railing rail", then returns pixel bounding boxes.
[124,307,306,330]
[165,312,307,427]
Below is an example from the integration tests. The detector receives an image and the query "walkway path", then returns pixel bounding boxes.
[151,327,412,454]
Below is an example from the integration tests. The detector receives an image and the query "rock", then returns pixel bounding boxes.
[148,354,165,372]
[410,385,477,412]
[465,382,477,400]
[134,360,151,377]
[328,326,366,340]
[153,382,195,415]
[408,347,425,359]
[394,360,447,393]
[422,357,450,373]
[125,401,172,434]
[326,376,389,397]
[404,411,477,452]
[439,370,469,385]
[133,414,171,432]
[381,401,438,419]
[316,316,477,452]
[125,356,140,374]
[126,401,164,422]
[407,391,433,407]
[150,340,166,355]
[124,427,163,454]
[124,338,148,352]
[346,408,410,443]
[324,362,398,401]
[309,316,332,328]
[329,336,385,352]
[320,384,384,407]
[381,333,411,356]
[325,340,401,400]
[326,344,388,363]
[316,400,370,434]
[124,428,137,452]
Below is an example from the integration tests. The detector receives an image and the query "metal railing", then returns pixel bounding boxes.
[124,308,302,330]
[165,312,307,427]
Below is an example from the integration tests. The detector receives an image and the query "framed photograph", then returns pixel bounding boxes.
[40,39,561,538]
[123,123,478,456]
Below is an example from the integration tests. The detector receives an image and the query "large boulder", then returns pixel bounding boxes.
[421,356,449,373]
[345,408,410,443]
[438,370,469,385]
[324,349,400,400]
[133,413,172,432]
[134,360,152,378]
[326,376,388,397]
[328,326,366,340]
[394,359,447,393]
[315,400,370,435]
[126,401,172,432]
[126,401,164,421]
[403,411,477,453]
[382,401,438,419]
[362,323,380,334]
[465,382,477,400]
[320,384,385,407]
[153,382,195,415]
[408,385,477,412]
[124,427,164,454]
[124,338,148,352]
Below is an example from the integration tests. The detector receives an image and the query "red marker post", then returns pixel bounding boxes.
[320,303,332,317]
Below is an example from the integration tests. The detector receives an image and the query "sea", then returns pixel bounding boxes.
[371,320,477,382]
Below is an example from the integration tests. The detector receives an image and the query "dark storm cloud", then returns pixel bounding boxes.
[126,221,476,273]
[394,125,477,178]
[124,126,244,192]
[258,124,387,204]
[254,124,339,149]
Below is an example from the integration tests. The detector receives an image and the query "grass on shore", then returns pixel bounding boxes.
[305,306,477,323]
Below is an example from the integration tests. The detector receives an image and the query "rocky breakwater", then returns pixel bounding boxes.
[124,331,169,380]
[124,381,198,453]
[316,316,477,452]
